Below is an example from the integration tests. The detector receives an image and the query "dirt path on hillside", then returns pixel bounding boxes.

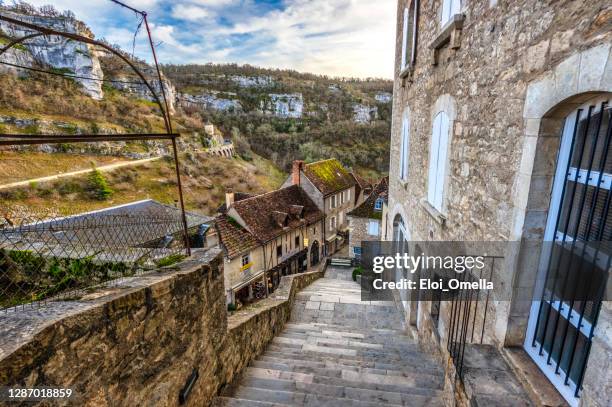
[0,156,162,190]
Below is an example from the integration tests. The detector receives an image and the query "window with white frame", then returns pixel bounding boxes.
[368,221,380,236]
[241,254,250,268]
[374,198,383,211]
[427,111,451,212]
[330,216,337,230]
[441,0,460,26]
[340,191,344,204]
[331,195,337,209]
[399,111,410,181]
[400,0,419,71]
[339,211,344,225]
[346,189,350,202]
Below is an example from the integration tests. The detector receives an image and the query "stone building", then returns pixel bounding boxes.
[283,159,358,256]
[386,0,611,406]
[348,177,388,259]
[214,186,324,305]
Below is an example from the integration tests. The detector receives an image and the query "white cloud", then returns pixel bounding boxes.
[16,0,397,78]
[171,4,210,21]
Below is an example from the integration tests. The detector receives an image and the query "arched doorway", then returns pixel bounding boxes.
[310,240,320,267]
[524,94,611,404]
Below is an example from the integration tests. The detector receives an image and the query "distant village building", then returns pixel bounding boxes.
[375,92,393,103]
[204,124,234,158]
[352,103,378,124]
[350,172,373,206]
[283,159,358,256]
[213,186,324,305]
[386,0,611,405]
[348,177,387,259]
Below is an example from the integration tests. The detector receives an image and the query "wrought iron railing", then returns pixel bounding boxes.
[446,256,501,382]
[0,208,189,311]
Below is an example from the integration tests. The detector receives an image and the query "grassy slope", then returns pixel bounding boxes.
[0,151,285,217]
[0,151,131,184]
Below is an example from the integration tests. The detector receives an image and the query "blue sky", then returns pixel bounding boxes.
[25,0,396,78]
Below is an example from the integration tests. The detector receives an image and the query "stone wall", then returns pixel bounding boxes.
[387,1,611,406]
[347,216,381,258]
[0,249,325,407]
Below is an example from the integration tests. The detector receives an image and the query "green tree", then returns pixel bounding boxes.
[87,165,113,200]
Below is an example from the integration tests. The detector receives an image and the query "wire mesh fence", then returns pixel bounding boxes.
[0,202,199,312]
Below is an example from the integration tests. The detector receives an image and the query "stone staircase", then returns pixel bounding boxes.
[214,266,447,407]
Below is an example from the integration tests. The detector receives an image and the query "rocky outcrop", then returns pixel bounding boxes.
[261,93,304,118]
[230,75,273,88]
[375,92,393,103]
[180,92,242,112]
[0,10,104,99]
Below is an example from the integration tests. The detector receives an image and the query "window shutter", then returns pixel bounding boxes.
[441,0,450,25]
[451,0,461,17]
[434,113,450,211]
[428,114,441,205]
[401,8,409,70]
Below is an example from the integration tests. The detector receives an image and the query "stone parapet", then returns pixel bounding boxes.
[0,248,325,407]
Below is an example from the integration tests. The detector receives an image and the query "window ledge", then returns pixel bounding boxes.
[399,66,414,87]
[429,14,465,65]
[420,199,447,225]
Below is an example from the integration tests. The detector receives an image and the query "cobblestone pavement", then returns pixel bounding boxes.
[216,266,446,406]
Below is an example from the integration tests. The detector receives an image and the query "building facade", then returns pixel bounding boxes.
[387,1,611,406]
[215,186,324,306]
[283,159,358,255]
[348,177,388,259]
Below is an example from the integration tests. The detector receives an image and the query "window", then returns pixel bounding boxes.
[340,191,344,204]
[399,112,410,180]
[241,254,250,268]
[313,226,316,234]
[441,0,460,26]
[400,0,419,71]
[375,198,383,211]
[276,245,282,258]
[330,216,337,230]
[295,235,300,248]
[368,221,380,236]
[330,195,337,209]
[427,111,450,212]
[353,246,362,256]
[347,189,350,202]
[339,211,344,225]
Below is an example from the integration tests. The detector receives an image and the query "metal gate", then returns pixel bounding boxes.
[525,96,611,406]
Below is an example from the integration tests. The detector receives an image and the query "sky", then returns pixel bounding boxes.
[23,0,397,79]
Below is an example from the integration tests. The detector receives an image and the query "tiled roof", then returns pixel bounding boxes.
[348,177,388,220]
[217,192,257,214]
[231,185,324,242]
[215,214,259,259]
[303,159,356,196]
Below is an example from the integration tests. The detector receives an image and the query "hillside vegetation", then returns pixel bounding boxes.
[164,64,393,176]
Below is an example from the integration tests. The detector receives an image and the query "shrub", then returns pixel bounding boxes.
[87,165,113,200]
[352,266,363,282]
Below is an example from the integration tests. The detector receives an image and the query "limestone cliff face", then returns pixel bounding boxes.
[260,93,304,118]
[0,10,104,99]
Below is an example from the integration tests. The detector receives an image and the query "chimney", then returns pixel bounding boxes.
[292,160,304,186]
[225,190,235,209]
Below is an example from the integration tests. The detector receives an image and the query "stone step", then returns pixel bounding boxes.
[257,355,444,377]
[281,327,418,345]
[266,341,440,365]
[284,322,409,337]
[276,332,420,352]
[241,373,443,405]
[214,396,291,407]
[264,345,441,368]
[232,385,444,407]
[247,363,444,391]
